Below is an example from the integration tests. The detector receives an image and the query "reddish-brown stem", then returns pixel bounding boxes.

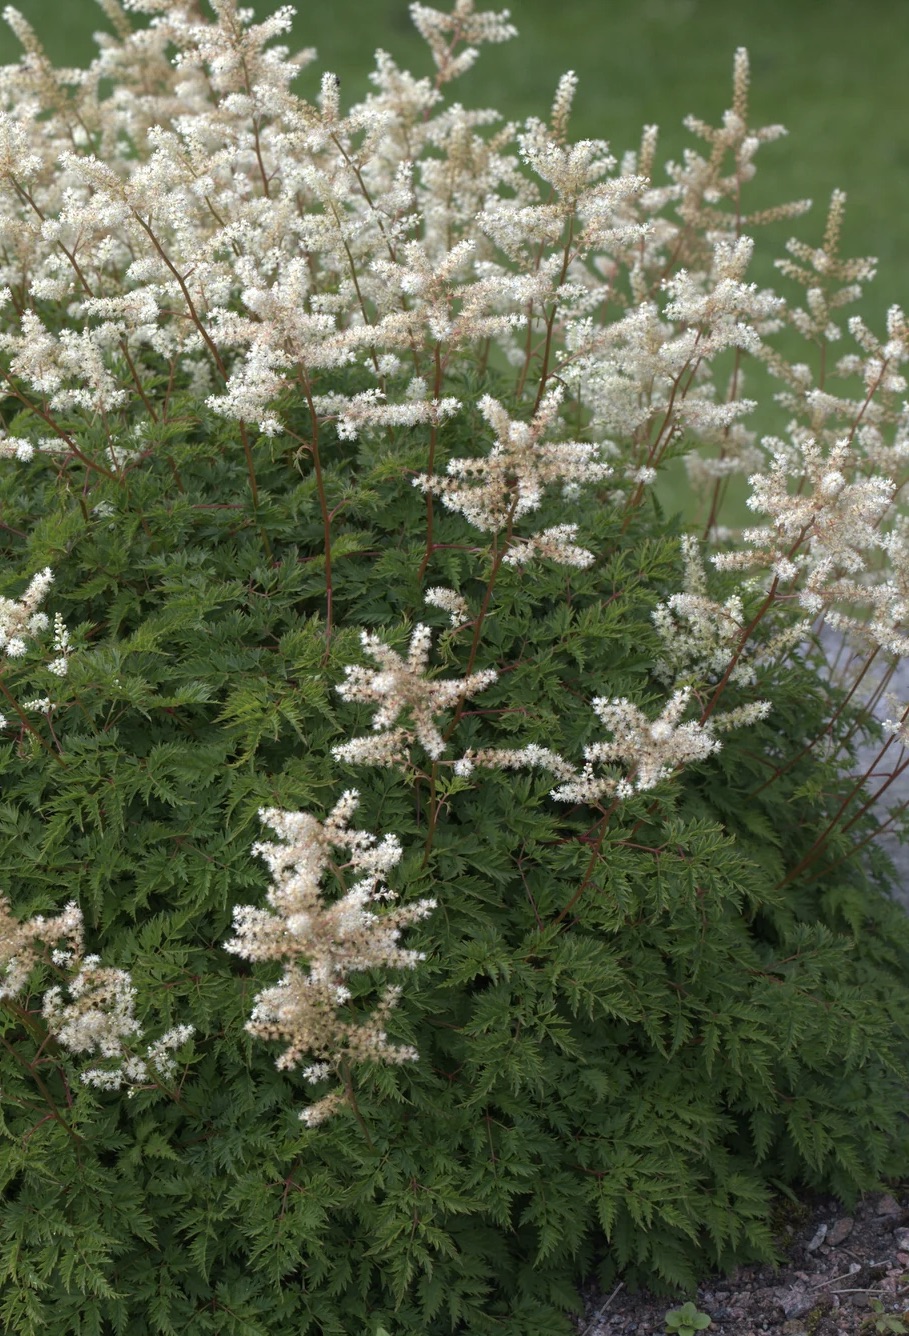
[513,186,558,400]
[749,643,881,799]
[548,796,623,930]
[417,342,444,584]
[9,174,159,426]
[132,221,270,545]
[118,340,159,425]
[698,576,781,728]
[810,793,909,885]
[0,675,66,764]
[531,217,575,414]
[701,347,743,539]
[419,499,523,867]
[698,511,819,730]
[836,658,897,758]
[340,1058,375,1150]
[0,372,119,481]
[329,131,399,265]
[132,214,228,379]
[250,115,272,199]
[292,378,333,661]
[834,751,909,844]
[775,699,909,892]
[276,1155,304,1221]
[440,497,521,748]
[619,342,703,534]
[0,1027,83,1146]
[4,997,64,1054]
[844,357,890,450]
[514,299,538,402]
[326,198,381,377]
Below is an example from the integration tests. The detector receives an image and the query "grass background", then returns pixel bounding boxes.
[4,0,907,522]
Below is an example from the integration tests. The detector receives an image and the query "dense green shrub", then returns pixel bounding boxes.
[0,3,908,1333]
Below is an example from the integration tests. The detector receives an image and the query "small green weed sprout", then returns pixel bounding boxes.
[664,1300,712,1335]
[860,1298,909,1334]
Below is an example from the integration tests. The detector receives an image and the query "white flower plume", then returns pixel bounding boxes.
[224,790,435,1123]
[411,388,612,537]
[712,434,895,616]
[0,891,83,998]
[332,622,498,766]
[454,686,768,805]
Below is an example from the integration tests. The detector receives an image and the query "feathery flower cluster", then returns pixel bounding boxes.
[224,790,436,1125]
[42,957,143,1067]
[412,388,611,563]
[580,689,721,799]
[1,892,193,1091]
[653,536,753,687]
[653,536,810,688]
[0,891,82,998]
[0,566,55,661]
[501,522,596,570]
[713,434,895,616]
[410,0,517,85]
[53,1019,196,1094]
[0,0,849,532]
[0,566,74,727]
[423,586,470,627]
[332,622,497,769]
[0,433,68,462]
[775,190,877,345]
[454,686,768,805]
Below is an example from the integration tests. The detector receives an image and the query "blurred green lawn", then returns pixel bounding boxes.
[4,0,908,523]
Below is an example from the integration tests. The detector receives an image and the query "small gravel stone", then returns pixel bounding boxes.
[777,1287,814,1319]
[876,1193,901,1217]
[826,1216,854,1247]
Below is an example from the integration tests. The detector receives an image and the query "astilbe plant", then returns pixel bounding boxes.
[0,2,907,1332]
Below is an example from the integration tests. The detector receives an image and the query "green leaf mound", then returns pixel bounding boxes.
[1,375,908,1336]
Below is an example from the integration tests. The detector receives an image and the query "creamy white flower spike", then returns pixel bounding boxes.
[423,586,470,626]
[332,622,497,767]
[712,434,896,624]
[0,892,83,999]
[412,388,612,541]
[224,790,435,1124]
[454,685,767,803]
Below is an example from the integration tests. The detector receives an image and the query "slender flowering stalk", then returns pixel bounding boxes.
[223,790,436,1126]
[0,566,76,752]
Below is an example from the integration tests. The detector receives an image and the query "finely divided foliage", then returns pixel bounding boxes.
[0,2,907,1332]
